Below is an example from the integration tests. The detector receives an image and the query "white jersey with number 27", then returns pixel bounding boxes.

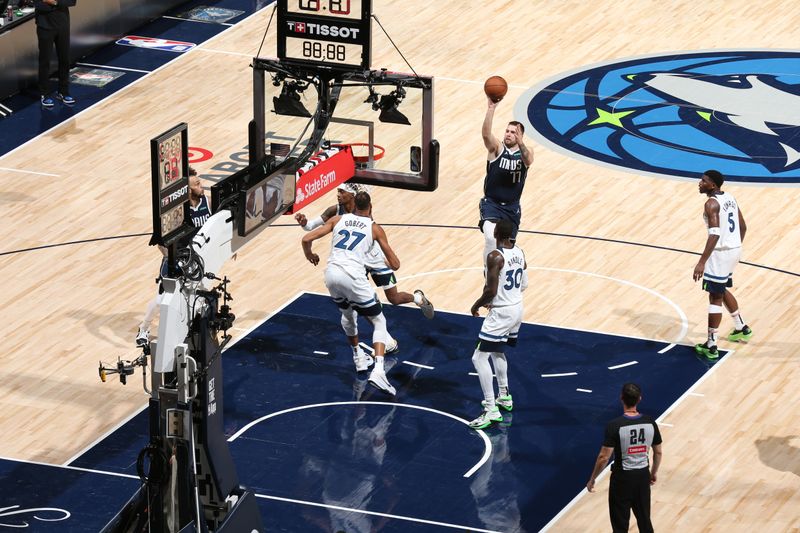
[328,213,375,279]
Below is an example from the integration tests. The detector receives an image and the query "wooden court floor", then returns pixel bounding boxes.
[1,1,799,531]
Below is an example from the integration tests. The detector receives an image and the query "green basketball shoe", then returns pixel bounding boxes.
[727,325,753,342]
[694,342,719,360]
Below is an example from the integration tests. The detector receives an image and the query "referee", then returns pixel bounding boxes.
[586,383,663,532]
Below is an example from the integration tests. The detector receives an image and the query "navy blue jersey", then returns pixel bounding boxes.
[483,146,528,203]
[190,196,211,228]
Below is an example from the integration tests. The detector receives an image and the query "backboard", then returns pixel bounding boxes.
[251,59,438,192]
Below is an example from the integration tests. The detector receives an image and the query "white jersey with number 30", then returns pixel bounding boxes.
[704,192,742,250]
[491,245,526,307]
[328,213,375,279]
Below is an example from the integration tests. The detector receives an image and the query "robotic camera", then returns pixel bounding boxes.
[98,353,148,386]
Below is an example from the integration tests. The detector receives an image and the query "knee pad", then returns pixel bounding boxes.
[472,349,490,366]
[367,313,388,345]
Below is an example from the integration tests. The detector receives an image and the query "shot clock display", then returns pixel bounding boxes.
[277,0,372,69]
[149,123,191,246]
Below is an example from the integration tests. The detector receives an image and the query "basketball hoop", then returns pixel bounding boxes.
[335,143,385,169]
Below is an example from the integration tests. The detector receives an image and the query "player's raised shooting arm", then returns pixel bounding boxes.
[482,98,501,157]
[516,127,534,167]
[372,223,400,271]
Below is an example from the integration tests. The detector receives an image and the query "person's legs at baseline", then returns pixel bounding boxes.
[37,27,56,100]
[53,20,71,99]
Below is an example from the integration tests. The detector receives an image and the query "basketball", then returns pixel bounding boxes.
[484,75,508,102]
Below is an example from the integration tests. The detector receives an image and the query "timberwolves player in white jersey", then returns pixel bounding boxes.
[468,219,528,429]
[692,170,752,359]
[295,182,435,348]
[302,191,401,395]
[479,97,534,266]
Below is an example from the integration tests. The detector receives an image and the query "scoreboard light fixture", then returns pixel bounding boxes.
[273,78,312,117]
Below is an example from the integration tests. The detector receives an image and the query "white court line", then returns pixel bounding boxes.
[0,3,272,162]
[403,360,434,370]
[313,350,328,355]
[162,15,234,26]
[576,388,592,393]
[359,342,374,354]
[76,62,150,74]
[0,167,60,177]
[658,343,676,353]
[608,361,638,370]
[228,401,493,478]
[541,372,578,378]
[542,349,737,531]
[469,372,495,377]
[396,266,689,345]
[254,493,502,533]
[195,47,253,58]
[0,455,139,480]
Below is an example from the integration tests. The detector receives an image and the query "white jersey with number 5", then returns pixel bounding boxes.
[328,213,375,279]
[491,245,526,307]
[704,192,741,250]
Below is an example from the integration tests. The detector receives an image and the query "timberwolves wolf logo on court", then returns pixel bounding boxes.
[516,51,800,184]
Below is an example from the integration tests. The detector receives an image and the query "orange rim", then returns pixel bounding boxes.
[336,143,385,163]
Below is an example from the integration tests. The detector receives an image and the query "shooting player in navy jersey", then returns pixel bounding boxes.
[136,167,210,346]
[479,97,534,266]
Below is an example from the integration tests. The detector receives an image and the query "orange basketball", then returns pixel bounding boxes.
[484,75,508,102]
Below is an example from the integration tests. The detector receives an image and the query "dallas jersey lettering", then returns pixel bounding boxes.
[327,213,375,279]
[484,146,528,203]
[491,246,526,307]
[703,192,741,250]
[190,196,211,228]
[603,414,662,473]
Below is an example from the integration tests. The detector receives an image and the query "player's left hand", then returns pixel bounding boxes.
[470,305,480,317]
[306,253,319,266]
[692,261,705,281]
[512,124,524,144]
[586,479,595,492]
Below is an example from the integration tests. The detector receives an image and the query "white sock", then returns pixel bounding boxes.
[499,386,509,397]
[374,356,385,371]
[707,328,719,347]
[413,292,423,305]
[731,310,746,330]
[471,349,496,406]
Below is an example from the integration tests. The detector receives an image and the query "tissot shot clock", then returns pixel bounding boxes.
[277,0,372,70]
